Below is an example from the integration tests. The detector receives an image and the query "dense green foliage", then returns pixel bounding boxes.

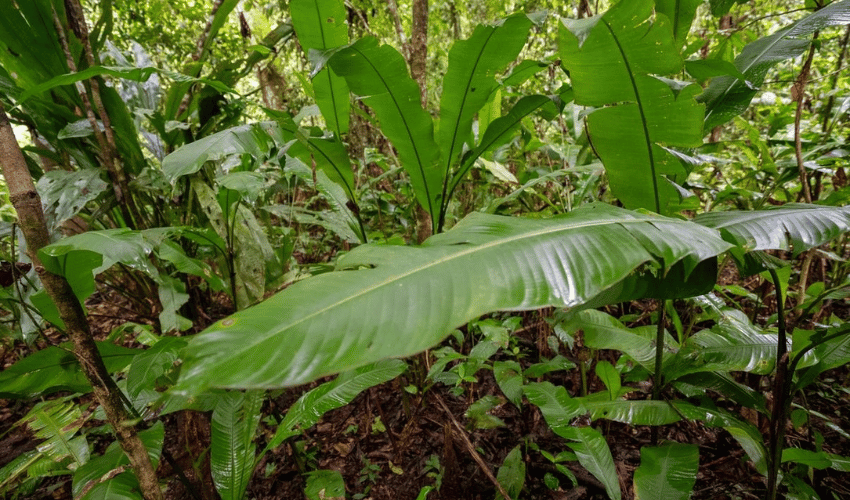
[1,0,849,498]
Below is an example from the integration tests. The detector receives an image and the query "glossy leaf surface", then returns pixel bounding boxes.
[176,204,730,392]
[694,204,850,255]
[211,391,263,500]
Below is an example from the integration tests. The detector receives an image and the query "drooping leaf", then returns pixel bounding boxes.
[694,204,850,256]
[191,178,272,308]
[782,449,850,472]
[127,337,188,399]
[291,0,350,135]
[560,0,704,215]
[579,399,685,426]
[664,308,780,381]
[39,227,171,303]
[328,37,441,224]
[162,122,286,183]
[265,360,406,452]
[634,443,699,500]
[564,309,674,372]
[0,342,139,398]
[794,324,850,392]
[493,360,524,408]
[285,154,363,242]
[523,382,585,426]
[211,390,264,500]
[17,65,235,105]
[438,13,532,193]
[524,381,619,500]
[175,204,731,392]
[673,372,767,413]
[701,0,850,128]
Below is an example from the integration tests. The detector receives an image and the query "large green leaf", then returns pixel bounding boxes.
[563,427,621,500]
[701,0,850,129]
[560,0,704,215]
[0,342,139,398]
[328,37,442,224]
[291,0,350,136]
[211,391,263,500]
[634,443,699,500]
[175,204,730,393]
[524,382,619,500]
[664,309,780,381]
[438,13,532,196]
[563,309,675,372]
[162,122,286,183]
[694,204,850,255]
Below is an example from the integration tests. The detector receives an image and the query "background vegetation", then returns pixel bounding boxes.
[0,0,849,499]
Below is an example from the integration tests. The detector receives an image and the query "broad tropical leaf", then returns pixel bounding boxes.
[438,13,532,194]
[162,122,286,183]
[264,360,406,452]
[578,399,684,426]
[562,309,675,372]
[291,0,350,136]
[525,382,619,500]
[560,0,704,215]
[634,443,699,500]
[664,308,781,381]
[175,204,730,392]
[563,427,621,500]
[328,37,442,223]
[211,391,263,500]
[701,0,850,128]
[694,204,850,255]
[0,342,139,398]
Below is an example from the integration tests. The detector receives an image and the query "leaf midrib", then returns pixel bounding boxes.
[228,215,682,354]
[602,19,662,213]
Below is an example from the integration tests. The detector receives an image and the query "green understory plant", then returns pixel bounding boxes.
[1,0,850,499]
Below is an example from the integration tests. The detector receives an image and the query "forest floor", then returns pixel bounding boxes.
[0,279,848,499]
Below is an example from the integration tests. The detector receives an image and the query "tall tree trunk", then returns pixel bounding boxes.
[0,104,163,500]
[410,0,432,242]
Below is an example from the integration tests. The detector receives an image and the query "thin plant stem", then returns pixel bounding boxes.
[766,267,789,500]
[651,299,668,446]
